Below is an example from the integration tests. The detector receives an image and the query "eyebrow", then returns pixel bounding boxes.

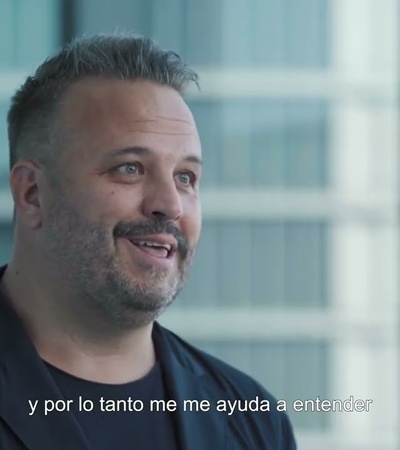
[106,146,203,166]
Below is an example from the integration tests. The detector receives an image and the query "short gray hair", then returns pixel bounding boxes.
[7,34,199,171]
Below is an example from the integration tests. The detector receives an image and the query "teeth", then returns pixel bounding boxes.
[135,241,172,251]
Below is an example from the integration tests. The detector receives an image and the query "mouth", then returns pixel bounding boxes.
[130,240,172,259]
[121,234,178,265]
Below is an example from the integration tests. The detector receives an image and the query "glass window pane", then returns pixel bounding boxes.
[188,99,328,188]
[180,220,328,308]
[284,222,328,307]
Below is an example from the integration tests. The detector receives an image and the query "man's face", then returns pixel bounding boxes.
[41,78,202,329]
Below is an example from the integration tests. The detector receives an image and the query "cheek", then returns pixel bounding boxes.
[71,186,137,223]
[181,200,202,244]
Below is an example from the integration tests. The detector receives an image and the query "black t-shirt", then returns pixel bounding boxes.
[45,361,179,450]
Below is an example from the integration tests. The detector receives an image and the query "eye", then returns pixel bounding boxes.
[177,171,196,186]
[115,162,141,175]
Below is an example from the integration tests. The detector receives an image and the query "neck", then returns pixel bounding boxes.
[1,262,156,384]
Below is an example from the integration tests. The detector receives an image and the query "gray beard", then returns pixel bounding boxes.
[44,197,193,332]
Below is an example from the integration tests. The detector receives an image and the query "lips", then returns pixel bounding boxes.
[132,242,169,258]
[128,234,177,258]
[121,234,179,267]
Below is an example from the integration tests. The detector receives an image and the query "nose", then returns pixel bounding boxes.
[141,178,183,221]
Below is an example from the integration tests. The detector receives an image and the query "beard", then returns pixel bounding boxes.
[44,193,195,331]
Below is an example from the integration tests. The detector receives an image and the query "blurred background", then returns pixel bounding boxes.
[0,1,399,449]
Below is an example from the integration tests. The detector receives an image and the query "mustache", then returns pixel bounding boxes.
[113,218,189,259]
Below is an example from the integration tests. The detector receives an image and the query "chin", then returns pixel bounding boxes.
[117,295,175,329]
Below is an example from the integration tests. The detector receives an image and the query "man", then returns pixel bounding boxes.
[0,35,296,449]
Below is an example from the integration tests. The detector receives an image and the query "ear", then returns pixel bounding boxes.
[9,160,44,229]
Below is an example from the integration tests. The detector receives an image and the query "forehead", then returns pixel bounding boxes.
[60,78,200,161]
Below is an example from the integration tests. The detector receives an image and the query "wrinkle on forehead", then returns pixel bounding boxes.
[126,116,196,136]
[129,117,193,125]
[124,114,196,137]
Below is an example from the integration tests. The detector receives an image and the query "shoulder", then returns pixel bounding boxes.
[157,323,273,398]
[156,323,297,448]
